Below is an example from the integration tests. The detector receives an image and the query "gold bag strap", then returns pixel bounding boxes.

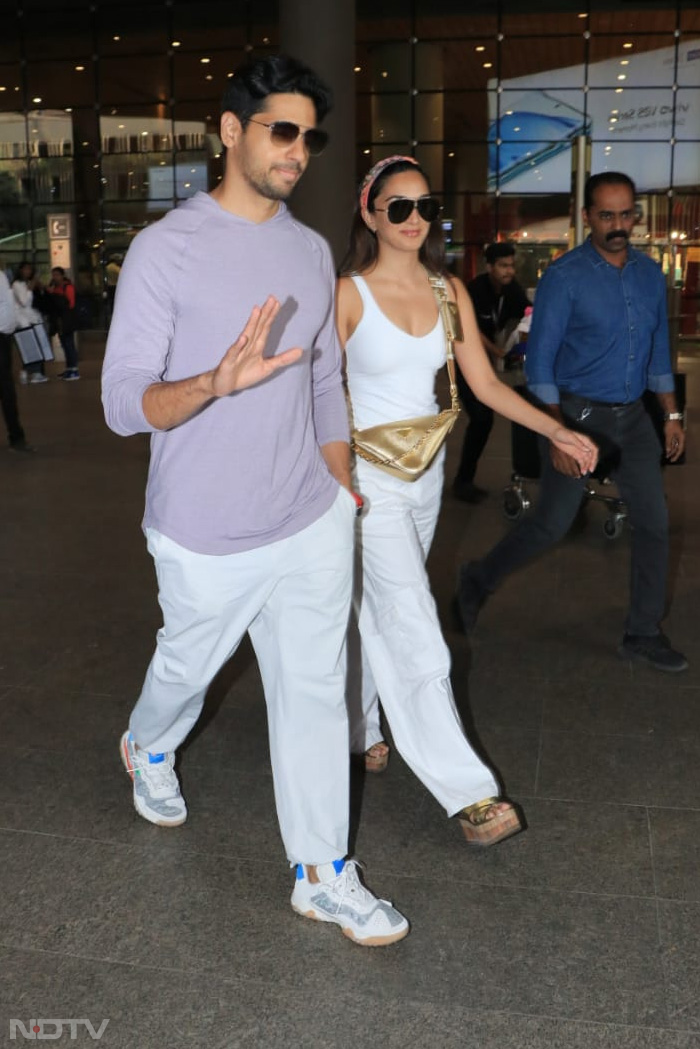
[427,273,462,413]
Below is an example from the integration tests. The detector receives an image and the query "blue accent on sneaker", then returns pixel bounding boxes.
[332,859,346,875]
[148,752,165,764]
[296,864,304,880]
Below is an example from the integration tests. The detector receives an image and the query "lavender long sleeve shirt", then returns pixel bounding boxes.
[102,192,349,555]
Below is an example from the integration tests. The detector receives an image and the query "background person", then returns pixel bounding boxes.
[338,155,597,844]
[11,261,52,384]
[0,266,33,452]
[102,55,408,948]
[452,242,531,503]
[105,254,122,324]
[457,171,687,673]
[48,267,80,380]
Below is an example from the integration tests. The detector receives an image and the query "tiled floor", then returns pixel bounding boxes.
[1,340,699,1048]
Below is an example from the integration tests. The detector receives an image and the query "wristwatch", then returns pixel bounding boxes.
[664,412,684,422]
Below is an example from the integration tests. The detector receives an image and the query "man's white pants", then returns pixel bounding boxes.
[130,489,356,865]
[350,453,498,816]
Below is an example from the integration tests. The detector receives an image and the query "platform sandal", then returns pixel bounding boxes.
[456,797,523,847]
[364,741,390,774]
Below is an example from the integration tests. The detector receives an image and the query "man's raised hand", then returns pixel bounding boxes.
[211,296,303,398]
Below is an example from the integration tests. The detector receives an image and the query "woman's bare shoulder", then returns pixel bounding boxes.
[336,274,364,343]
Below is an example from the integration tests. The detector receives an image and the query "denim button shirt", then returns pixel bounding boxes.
[525,237,675,406]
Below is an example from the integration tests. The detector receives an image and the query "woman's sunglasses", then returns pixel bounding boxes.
[374,196,443,225]
[247,118,329,157]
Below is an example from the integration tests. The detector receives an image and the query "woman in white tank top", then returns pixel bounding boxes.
[336,157,597,847]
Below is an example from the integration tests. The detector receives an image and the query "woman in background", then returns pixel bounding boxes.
[12,261,52,384]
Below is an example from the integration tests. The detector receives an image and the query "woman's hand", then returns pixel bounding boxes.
[549,426,598,478]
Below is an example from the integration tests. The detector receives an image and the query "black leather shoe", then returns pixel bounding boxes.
[9,439,36,454]
[452,480,488,504]
[618,632,688,673]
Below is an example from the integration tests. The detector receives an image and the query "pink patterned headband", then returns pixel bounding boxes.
[359,155,419,213]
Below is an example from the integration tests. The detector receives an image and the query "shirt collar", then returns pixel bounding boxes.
[582,235,638,269]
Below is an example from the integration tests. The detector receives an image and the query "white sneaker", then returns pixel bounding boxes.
[291,859,409,946]
[19,370,28,384]
[119,731,187,827]
[29,372,49,384]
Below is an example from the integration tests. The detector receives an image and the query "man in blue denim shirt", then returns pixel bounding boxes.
[457,172,687,672]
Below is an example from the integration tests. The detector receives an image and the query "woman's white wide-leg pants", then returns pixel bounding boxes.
[349,453,498,815]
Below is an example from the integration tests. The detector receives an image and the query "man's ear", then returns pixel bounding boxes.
[220,111,242,149]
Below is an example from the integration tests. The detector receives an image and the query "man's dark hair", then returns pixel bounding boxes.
[484,241,516,265]
[584,171,636,210]
[220,54,332,125]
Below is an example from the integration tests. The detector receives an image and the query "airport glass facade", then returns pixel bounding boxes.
[0,0,698,327]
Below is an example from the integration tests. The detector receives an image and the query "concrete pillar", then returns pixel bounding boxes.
[280,0,356,267]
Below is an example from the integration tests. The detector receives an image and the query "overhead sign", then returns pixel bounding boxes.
[46,213,74,275]
[48,214,70,239]
[489,39,700,193]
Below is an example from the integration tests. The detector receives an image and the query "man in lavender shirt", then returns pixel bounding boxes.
[102,55,408,947]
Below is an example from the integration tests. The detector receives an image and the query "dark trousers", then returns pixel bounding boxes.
[472,397,669,636]
[0,332,25,446]
[454,370,494,484]
[60,331,78,369]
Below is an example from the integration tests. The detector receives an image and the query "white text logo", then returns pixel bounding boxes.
[10,1020,110,1041]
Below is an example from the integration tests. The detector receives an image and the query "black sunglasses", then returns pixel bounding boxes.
[374,196,443,224]
[247,118,328,157]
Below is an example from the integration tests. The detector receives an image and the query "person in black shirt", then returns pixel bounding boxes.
[453,242,531,502]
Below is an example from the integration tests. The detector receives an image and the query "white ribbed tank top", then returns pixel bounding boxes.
[345,274,447,430]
